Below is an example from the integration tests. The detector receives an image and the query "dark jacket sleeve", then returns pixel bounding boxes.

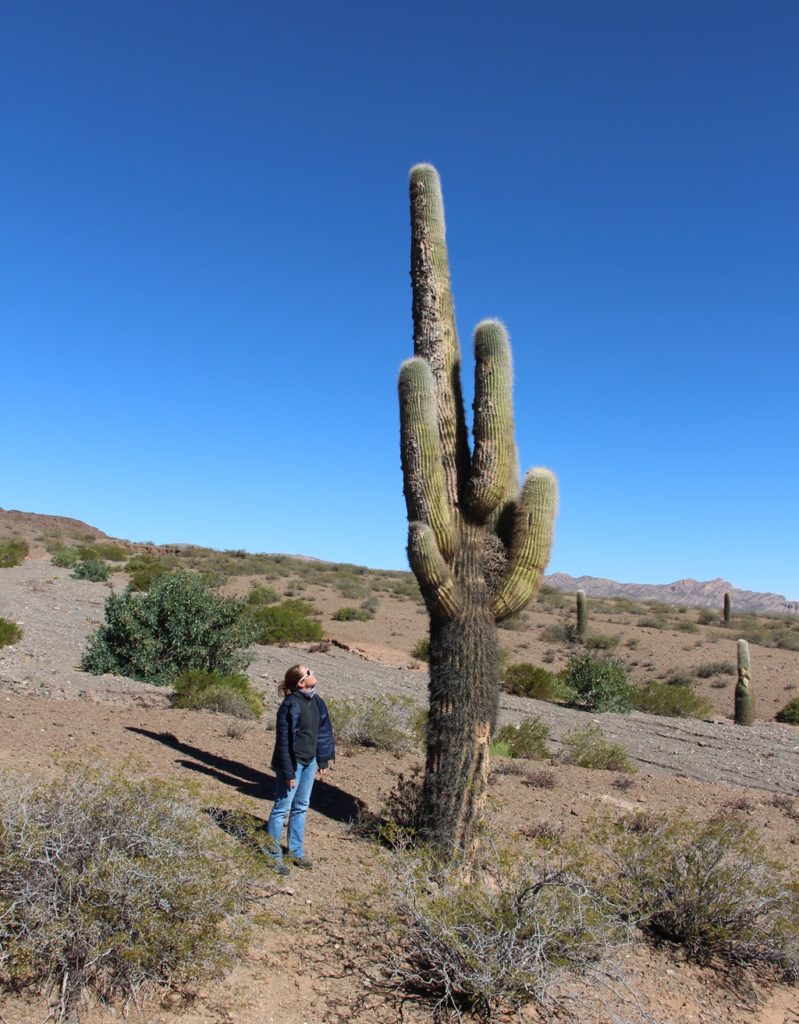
[270,696,297,779]
[315,697,335,769]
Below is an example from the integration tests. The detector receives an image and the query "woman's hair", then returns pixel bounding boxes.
[279,664,306,696]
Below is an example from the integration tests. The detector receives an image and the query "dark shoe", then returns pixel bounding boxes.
[271,861,291,876]
[287,855,313,870]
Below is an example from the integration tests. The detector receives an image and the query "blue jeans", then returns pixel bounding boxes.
[266,759,317,860]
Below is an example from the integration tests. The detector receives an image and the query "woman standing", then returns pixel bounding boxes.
[266,664,335,874]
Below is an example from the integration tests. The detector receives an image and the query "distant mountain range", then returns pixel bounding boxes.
[1,507,796,617]
[546,573,798,617]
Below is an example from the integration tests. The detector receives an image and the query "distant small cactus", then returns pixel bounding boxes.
[723,591,731,625]
[734,638,753,725]
[576,589,587,641]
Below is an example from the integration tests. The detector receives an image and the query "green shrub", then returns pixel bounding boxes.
[493,717,550,760]
[51,546,81,568]
[411,636,430,662]
[172,669,263,719]
[389,843,627,1020]
[72,558,111,582]
[91,543,128,561]
[247,599,323,645]
[332,606,371,621]
[128,558,169,591]
[585,633,620,650]
[675,620,698,633]
[0,539,28,568]
[559,724,636,773]
[609,814,799,976]
[0,618,22,648]
[327,694,418,752]
[697,608,719,625]
[695,660,736,678]
[245,584,279,605]
[632,682,714,719]
[0,765,255,1018]
[776,697,799,725]
[503,663,568,702]
[81,570,254,684]
[489,738,512,758]
[560,652,632,713]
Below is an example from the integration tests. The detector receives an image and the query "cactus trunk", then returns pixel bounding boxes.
[723,591,731,624]
[399,165,557,856]
[735,638,753,725]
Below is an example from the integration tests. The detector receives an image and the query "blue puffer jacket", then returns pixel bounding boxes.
[270,691,335,780]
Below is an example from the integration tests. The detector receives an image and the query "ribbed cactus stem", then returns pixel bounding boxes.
[576,589,587,641]
[409,164,469,503]
[735,638,753,726]
[723,591,731,625]
[467,320,518,519]
[493,468,558,620]
[399,358,455,557]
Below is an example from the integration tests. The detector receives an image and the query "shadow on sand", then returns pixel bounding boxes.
[126,727,365,826]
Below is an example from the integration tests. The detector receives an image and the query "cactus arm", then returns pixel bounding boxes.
[407,522,462,619]
[409,164,469,501]
[492,468,557,620]
[399,357,456,557]
[466,319,519,520]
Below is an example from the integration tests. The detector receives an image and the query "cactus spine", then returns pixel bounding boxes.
[735,638,753,725]
[723,591,731,625]
[576,589,587,641]
[399,165,557,854]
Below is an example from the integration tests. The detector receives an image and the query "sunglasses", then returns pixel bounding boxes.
[297,668,313,686]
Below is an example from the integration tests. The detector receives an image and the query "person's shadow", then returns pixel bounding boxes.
[126,727,365,826]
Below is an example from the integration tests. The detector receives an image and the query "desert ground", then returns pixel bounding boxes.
[1,511,798,1024]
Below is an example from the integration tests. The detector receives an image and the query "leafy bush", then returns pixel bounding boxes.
[493,717,551,760]
[489,738,512,758]
[411,636,429,662]
[247,599,323,645]
[697,608,719,625]
[696,660,736,678]
[0,539,28,568]
[332,606,372,621]
[124,554,170,592]
[0,765,255,1018]
[632,682,714,719]
[91,543,128,561]
[327,694,418,752]
[72,558,111,582]
[585,633,620,650]
[503,663,568,702]
[172,669,264,719]
[559,724,636,773]
[51,546,81,568]
[81,570,254,684]
[560,652,632,713]
[0,618,22,648]
[245,584,278,605]
[608,814,799,977]
[389,844,627,1020]
[776,697,799,725]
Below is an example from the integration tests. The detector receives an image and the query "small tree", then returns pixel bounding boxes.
[398,165,557,854]
[81,570,254,684]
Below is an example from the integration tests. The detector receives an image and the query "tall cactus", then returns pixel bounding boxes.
[723,591,731,625]
[735,638,753,725]
[576,589,588,641]
[399,164,557,853]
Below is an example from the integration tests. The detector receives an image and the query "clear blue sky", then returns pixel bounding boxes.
[2,2,797,599]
